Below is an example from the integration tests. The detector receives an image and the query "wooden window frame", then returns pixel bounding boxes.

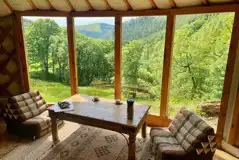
[160,14,175,118]
[67,16,78,95]
[14,13,30,93]
[114,15,122,100]
[216,12,239,147]
[15,5,239,147]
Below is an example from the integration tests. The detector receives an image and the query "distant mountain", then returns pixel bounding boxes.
[22,15,200,41]
[75,23,114,40]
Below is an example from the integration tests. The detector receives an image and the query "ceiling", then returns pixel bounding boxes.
[0,0,237,17]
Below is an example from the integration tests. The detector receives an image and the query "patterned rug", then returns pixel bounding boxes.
[1,122,153,160]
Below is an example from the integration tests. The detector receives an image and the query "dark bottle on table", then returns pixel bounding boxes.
[127,99,134,120]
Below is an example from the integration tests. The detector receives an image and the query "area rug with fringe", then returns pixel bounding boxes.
[1,122,153,160]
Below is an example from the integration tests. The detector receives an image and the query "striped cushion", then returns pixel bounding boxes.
[150,108,216,160]
[150,128,186,159]
[6,110,64,138]
[3,91,47,122]
[169,108,214,152]
[22,110,51,131]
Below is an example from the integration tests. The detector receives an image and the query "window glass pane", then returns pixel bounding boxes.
[122,16,166,115]
[169,13,235,130]
[74,17,115,99]
[23,17,71,102]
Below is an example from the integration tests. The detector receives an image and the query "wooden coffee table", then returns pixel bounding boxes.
[48,95,150,160]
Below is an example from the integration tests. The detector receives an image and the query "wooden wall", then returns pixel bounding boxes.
[234,86,239,148]
[0,15,23,116]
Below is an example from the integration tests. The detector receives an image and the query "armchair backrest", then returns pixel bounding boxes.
[169,108,215,153]
[3,91,47,122]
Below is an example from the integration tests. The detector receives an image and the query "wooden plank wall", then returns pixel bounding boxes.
[230,85,239,147]
[14,13,30,93]
[217,12,239,147]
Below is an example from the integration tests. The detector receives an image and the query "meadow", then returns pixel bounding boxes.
[31,78,201,117]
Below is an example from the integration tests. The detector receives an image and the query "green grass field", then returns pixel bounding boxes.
[30,79,202,116]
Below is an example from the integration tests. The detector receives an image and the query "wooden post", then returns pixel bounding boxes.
[217,12,239,147]
[228,85,239,145]
[114,16,122,100]
[160,14,176,117]
[67,16,78,95]
[14,13,30,93]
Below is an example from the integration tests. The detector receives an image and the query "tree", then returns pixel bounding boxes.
[122,40,143,98]
[26,19,60,79]
[49,28,69,84]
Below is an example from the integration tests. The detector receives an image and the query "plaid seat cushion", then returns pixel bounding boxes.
[150,108,216,160]
[7,110,64,138]
[150,128,187,160]
[169,108,215,152]
[4,91,47,122]
[22,110,51,131]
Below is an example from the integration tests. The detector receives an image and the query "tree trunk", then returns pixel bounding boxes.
[186,64,196,99]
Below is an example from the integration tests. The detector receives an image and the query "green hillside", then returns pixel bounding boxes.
[23,13,234,116]
[75,23,114,40]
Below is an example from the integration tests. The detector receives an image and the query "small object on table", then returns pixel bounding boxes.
[127,98,134,120]
[58,101,70,109]
[115,99,123,105]
[92,96,100,102]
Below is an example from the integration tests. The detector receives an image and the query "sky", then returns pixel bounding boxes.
[24,16,135,26]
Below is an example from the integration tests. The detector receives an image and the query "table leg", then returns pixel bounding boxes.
[49,111,60,144]
[128,134,136,160]
[141,122,147,138]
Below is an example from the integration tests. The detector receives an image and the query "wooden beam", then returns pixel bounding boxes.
[146,114,172,127]
[3,0,13,12]
[217,12,239,148]
[71,9,169,17]
[171,4,238,15]
[46,0,54,10]
[201,0,210,5]
[85,0,94,10]
[168,0,176,8]
[16,11,69,17]
[114,15,122,100]
[27,0,37,10]
[69,3,239,17]
[228,85,239,145]
[235,128,239,147]
[14,13,30,93]
[149,0,157,9]
[65,0,75,11]
[122,0,132,10]
[67,16,78,95]
[160,14,175,117]
[14,3,239,17]
[104,0,112,10]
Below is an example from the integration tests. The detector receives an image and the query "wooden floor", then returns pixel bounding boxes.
[0,120,238,160]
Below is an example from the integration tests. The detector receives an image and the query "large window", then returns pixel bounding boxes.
[74,17,115,99]
[23,17,71,102]
[122,16,166,115]
[169,13,235,129]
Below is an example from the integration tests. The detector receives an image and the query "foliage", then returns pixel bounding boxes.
[24,13,234,116]
[25,19,60,79]
[75,23,114,40]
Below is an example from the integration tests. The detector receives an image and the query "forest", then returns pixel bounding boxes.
[23,13,234,118]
